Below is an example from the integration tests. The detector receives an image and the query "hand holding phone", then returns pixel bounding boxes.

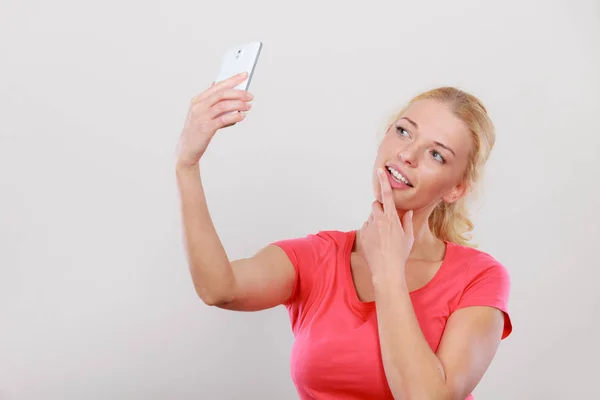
[176,73,253,167]
[176,42,262,167]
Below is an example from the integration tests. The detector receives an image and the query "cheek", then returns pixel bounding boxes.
[415,168,456,198]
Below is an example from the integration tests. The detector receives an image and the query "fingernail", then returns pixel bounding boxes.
[247,92,254,99]
[239,71,248,77]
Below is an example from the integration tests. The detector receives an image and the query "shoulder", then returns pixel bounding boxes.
[448,242,511,287]
[270,229,353,266]
[449,243,512,337]
[271,229,351,253]
[447,243,512,312]
[270,230,353,308]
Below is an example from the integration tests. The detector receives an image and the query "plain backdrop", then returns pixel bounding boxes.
[1,0,599,399]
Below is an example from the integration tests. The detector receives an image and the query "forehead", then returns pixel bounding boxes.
[399,99,472,155]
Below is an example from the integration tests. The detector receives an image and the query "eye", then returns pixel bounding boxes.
[431,150,446,164]
[396,126,410,137]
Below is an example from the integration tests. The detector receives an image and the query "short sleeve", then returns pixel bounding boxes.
[270,233,325,308]
[456,253,513,339]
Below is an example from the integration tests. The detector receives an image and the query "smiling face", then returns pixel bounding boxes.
[373,99,474,212]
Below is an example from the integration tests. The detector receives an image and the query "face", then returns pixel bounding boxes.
[373,99,473,213]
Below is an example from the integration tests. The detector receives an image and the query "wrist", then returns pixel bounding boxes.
[372,267,407,292]
[176,159,200,174]
[176,161,202,186]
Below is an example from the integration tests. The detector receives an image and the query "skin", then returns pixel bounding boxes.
[357,100,505,399]
[356,98,473,301]
[176,76,505,399]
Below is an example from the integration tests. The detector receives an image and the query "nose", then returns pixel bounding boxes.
[398,143,418,166]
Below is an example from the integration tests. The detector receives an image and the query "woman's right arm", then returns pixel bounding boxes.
[175,73,295,311]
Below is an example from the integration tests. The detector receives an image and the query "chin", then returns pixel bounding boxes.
[373,190,409,210]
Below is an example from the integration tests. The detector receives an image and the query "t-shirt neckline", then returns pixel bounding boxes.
[343,230,455,310]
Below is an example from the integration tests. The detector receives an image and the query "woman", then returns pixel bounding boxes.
[175,72,512,400]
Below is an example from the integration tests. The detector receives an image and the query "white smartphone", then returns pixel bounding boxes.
[214,41,263,91]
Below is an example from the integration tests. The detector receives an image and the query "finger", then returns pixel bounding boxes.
[208,100,252,119]
[402,210,414,237]
[209,109,247,130]
[358,222,368,244]
[371,201,383,217]
[204,88,253,108]
[367,210,375,224]
[377,168,396,217]
[197,72,248,102]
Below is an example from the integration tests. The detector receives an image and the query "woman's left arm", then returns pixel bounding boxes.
[374,275,505,400]
[362,168,507,400]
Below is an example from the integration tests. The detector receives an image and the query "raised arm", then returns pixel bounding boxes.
[176,73,295,311]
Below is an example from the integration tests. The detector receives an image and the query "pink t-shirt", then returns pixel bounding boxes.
[272,230,512,400]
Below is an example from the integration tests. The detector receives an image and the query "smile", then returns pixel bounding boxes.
[386,165,414,187]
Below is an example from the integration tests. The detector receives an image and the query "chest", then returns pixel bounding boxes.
[286,237,464,398]
[291,317,395,399]
[290,297,450,400]
[349,252,443,303]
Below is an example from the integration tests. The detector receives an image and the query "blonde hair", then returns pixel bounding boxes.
[387,87,496,247]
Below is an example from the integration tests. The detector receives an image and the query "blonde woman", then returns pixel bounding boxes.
[176,72,512,400]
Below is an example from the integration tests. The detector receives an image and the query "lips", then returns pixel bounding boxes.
[385,163,414,187]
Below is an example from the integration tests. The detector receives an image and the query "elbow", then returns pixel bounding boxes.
[189,270,236,307]
[397,391,448,400]
[193,285,232,307]
[392,380,451,400]
[199,294,226,307]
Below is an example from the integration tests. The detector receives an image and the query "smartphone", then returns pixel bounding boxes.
[214,41,263,91]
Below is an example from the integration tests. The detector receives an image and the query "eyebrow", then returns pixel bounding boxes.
[400,117,456,157]
[401,117,419,129]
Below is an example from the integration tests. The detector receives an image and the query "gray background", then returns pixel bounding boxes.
[1,0,599,399]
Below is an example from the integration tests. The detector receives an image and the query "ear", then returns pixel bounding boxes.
[442,181,469,204]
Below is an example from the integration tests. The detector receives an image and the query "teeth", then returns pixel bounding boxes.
[387,166,411,186]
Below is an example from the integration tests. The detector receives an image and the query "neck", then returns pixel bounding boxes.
[397,208,444,262]
[355,205,445,263]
